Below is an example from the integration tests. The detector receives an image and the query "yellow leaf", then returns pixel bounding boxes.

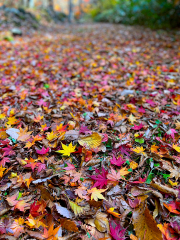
[46,131,56,141]
[69,199,84,216]
[88,187,106,201]
[107,207,120,218]
[0,131,8,140]
[172,144,180,153]
[56,142,76,156]
[151,145,159,153]
[6,116,19,125]
[78,132,102,149]
[94,212,110,232]
[0,113,6,119]
[119,167,130,176]
[128,114,137,124]
[169,179,178,187]
[133,146,145,155]
[130,161,138,170]
[133,205,163,240]
[0,165,6,177]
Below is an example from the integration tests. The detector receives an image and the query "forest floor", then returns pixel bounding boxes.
[0,24,180,240]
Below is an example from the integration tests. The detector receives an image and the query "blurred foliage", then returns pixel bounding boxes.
[89,0,180,28]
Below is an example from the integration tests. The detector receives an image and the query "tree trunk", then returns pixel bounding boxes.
[68,0,74,23]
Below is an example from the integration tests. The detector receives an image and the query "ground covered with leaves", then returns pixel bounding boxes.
[0,24,180,240]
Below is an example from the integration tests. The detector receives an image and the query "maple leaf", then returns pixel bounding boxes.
[25,158,38,172]
[41,124,49,131]
[107,167,121,182]
[88,187,106,201]
[63,162,75,171]
[130,161,138,170]
[110,220,126,240]
[151,144,159,153]
[163,201,180,214]
[6,116,19,125]
[25,214,46,228]
[0,165,6,177]
[34,115,43,122]
[128,114,137,124]
[0,157,10,166]
[25,176,33,188]
[166,129,177,140]
[46,131,56,141]
[132,123,144,130]
[36,146,49,155]
[36,163,46,173]
[90,167,108,188]
[56,142,76,156]
[42,224,61,239]
[119,167,130,176]
[56,123,67,132]
[30,201,41,217]
[2,146,15,156]
[110,155,125,167]
[79,125,92,134]
[17,127,32,142]
[172,144,180,153]
[25,141,34,149]
[6,193,18,206]
[107,207,121,218]
[15,200,27,211]
[10,218,24,237]
[133,146,145,155]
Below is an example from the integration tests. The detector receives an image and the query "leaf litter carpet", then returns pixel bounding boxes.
[0,24,180,240]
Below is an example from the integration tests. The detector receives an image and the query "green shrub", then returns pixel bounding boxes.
[89,0,180,29]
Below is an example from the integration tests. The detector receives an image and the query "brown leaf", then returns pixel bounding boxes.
[150,181,178,197]
[94,212,109,233]
[132,205,163,240]
[59,218,79,232]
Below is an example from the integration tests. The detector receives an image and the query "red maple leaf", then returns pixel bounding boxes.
[110,220,126,240]
[110,155,125,167]
[90,167,108,188]
[36,146,49,155]
[132,123,144,130]
[30,201,41,217]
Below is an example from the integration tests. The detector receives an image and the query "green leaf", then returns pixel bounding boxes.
[163,174,170,179]
[128,168,133,172]
[17,192,22,200]
[155,119,161,124]
[154,163,160,167]
[135,138,144,144]
[146,173,154,184]
[44,83,50,89]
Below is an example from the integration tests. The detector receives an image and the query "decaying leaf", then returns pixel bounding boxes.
[132,205,163,240]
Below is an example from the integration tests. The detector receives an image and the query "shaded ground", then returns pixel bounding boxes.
[0,24,180,240]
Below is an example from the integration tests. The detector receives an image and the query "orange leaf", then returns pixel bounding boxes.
[15,200,27,211]
[132,205,163,240]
